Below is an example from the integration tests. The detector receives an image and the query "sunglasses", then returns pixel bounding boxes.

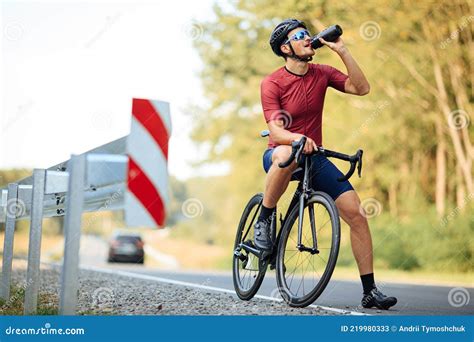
[283,29,311,44]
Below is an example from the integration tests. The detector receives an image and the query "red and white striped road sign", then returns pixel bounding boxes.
[125,98,172,227]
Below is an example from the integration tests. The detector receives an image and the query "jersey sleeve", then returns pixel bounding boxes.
[321,64,348,93]
[260,77,281,123]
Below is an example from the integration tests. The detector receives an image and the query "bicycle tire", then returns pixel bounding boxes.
[232,193,269,300]
[276,191,340,307]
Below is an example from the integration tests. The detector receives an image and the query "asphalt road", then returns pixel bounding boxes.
[78,235,473,316]
[97,264,473,316]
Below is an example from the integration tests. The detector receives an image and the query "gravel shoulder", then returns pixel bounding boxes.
[8,261,343,316]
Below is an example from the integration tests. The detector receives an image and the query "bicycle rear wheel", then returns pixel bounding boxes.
[232,193,269,300]
[276,191,340,307]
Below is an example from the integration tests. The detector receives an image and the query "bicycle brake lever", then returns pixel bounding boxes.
[294,136,306,163]
[295,147,303,163]
[357,149,363,178]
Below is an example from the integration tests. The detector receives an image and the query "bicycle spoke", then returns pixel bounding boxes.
[301,251,315,296]
[288,252,302,289]
[311,257,322,280]
[238,246,261,289]
[233,195,270,300]
[241,268,248,289]
[275,193,340,306]
[309,252,317,287]
[242,205,260,242]
[295,252,311,296]
[317,217,331,234]
[284,250,300,263]
[317,254,328,265]
[247,268,254,289]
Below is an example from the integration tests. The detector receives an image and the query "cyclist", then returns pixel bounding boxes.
[254,18,397,310]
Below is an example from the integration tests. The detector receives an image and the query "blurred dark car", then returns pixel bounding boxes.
[107,232,145,264]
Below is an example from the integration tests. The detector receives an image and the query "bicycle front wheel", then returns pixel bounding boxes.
[276,191,340,307]
[232,193,269,300]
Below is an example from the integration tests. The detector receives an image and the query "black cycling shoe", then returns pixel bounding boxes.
[361,288,397,310]
[254,219,273,256]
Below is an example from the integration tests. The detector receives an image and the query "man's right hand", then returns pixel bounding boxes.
[292,134,318,154]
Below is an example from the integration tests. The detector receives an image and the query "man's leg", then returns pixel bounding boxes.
[263,145,298,208]
[335,190,373,275]
[254,146,298,251]
[335,189,397,309]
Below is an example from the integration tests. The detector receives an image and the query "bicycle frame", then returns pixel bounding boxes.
[274,155,319,258]
[239,138,362,260]
[233,131,363,304]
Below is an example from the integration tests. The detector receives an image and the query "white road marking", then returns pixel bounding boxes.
[143,245,180,269]
[80,264,368,316]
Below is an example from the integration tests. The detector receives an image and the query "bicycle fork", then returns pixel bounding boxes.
[297,156,319,255]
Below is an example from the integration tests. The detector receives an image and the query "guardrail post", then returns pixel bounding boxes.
[59,154,86,315]
[0,183,19,300]
[24,169,46,315]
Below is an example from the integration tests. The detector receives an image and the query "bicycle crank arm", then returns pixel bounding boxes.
[239,241,263,259]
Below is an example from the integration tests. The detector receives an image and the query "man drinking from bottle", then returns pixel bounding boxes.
[255,18,397,310]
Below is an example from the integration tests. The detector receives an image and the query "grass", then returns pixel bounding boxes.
[142,230,229,270]
[331,265,474,287]
[0,231,64,262]
[0,284,58,315]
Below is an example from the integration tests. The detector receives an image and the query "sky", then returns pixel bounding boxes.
[1,0,230,180]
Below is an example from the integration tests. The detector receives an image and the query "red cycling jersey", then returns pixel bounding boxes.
[260,63,348,149]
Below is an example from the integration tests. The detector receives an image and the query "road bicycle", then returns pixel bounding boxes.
[232,130,363,307]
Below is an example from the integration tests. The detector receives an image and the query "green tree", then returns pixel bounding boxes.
[185,0,474,271]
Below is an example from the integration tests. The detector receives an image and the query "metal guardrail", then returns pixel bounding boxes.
[0,137,129,315]
[0,98,171,315]
[0,137,127,223]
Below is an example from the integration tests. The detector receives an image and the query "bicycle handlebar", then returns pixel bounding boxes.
[277,137,307,168]
[278,136,363,182]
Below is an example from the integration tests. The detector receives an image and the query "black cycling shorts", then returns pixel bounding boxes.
[262,148,354,201]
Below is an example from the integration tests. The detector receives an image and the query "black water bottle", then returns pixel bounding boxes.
[311,25,343,49]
